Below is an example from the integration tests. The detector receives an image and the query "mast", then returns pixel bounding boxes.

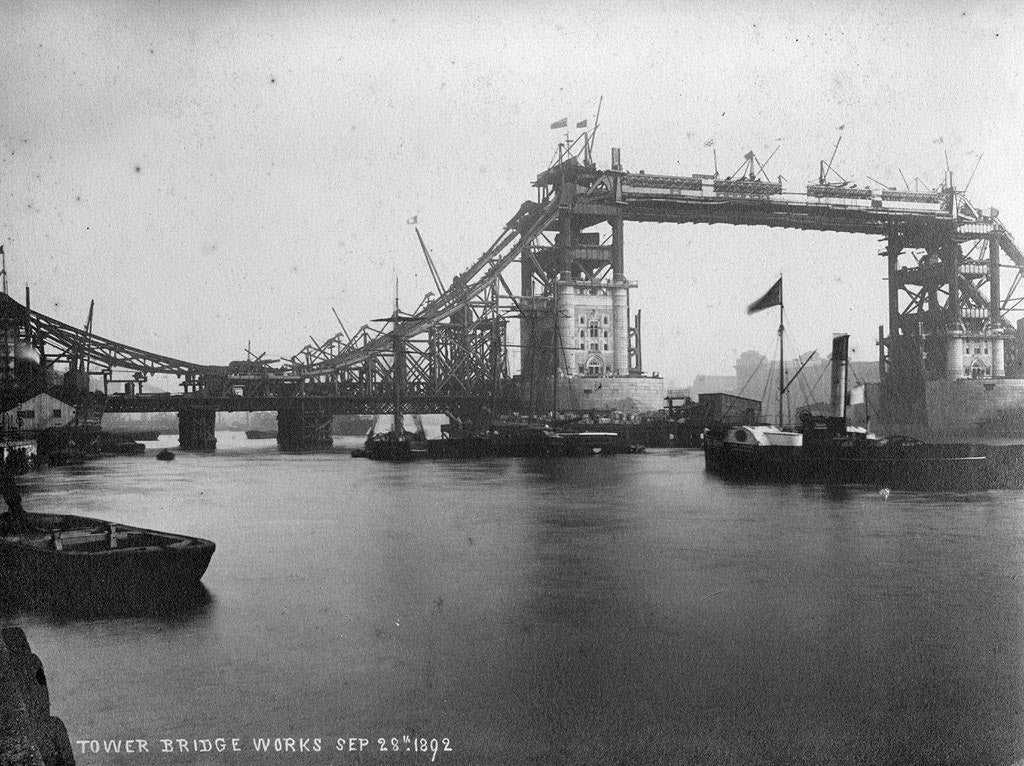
[778,299,784,428]
[392,277,403,437]
[747,276,785,426]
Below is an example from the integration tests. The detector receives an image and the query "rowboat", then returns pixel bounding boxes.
[0,513,215,603]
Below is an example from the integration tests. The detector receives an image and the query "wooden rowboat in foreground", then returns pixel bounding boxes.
[0,513,215,603]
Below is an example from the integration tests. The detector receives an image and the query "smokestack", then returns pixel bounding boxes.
[830,334,850,419]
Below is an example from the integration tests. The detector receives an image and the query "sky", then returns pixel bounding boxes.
[1,0,1022,388]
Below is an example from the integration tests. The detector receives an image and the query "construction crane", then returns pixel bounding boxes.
[415,228,445,295]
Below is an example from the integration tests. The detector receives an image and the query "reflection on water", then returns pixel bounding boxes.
[3,432,1024,765]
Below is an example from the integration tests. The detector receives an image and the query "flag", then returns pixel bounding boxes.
[836,124,845,130]
[848,383,865,406]
[747,277,783,314]
[406,215,417,225]
[550,117,568,129]
[576,119,588,129]
[704,138,715,147]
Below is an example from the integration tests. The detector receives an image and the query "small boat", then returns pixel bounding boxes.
[560,430,641,455]
[109,429,161,441]
[155,448,175,461]
[0,513,215,602]
[363,414,428,461]
[245,430,277,440]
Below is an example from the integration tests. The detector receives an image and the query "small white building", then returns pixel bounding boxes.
[3,392,77,433]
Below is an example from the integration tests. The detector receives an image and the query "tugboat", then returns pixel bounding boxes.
[702,279,1014,490]
[704,333,998,491]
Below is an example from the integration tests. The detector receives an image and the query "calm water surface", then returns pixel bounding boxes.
[4,431,1024,765]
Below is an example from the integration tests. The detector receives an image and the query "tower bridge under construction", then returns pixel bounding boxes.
[4,136,1024,449]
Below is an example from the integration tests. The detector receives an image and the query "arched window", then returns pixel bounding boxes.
[589,321,600,338]
[585,355,603,376]
[970,359,986,379]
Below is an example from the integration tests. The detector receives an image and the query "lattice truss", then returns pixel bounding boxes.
[884,195,1024,377]
[285,192,560,403]
[0,295,217,376]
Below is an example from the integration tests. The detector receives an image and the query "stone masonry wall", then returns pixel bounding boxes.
[0,627,75,766]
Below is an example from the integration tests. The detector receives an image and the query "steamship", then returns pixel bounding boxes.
[704,334,1024,491]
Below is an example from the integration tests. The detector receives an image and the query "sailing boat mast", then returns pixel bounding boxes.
[392,277,403,438]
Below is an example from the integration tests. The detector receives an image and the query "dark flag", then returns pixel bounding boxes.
[576,119,588,129]
[747,277,783,314]
[550,117,568,130]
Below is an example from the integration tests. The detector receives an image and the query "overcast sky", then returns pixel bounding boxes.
[1,0,1021,387]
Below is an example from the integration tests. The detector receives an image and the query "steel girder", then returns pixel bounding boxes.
[282,194,560,410]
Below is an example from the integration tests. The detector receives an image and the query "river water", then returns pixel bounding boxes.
[4,431,1024,765]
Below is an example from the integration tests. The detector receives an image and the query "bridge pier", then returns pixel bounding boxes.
[178,408,217,452]
[277,408,333,451]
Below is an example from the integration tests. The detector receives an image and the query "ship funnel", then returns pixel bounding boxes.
[830,334,850,419]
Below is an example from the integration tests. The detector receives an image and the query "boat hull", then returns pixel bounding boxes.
[245,430,277,440]
[0,514,215,604]
[364,437,428,461]
[703,440,1011,491]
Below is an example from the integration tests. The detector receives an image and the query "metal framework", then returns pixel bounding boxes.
[2,139,1022,418]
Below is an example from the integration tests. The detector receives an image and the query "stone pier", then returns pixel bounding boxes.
[277,409,333,451]
[177,408,217,452]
